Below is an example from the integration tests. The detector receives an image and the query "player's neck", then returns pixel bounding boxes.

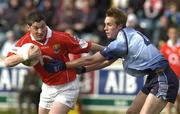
[40,37,47,43]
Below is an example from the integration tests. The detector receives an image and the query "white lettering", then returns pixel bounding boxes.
[18,69,28,89]
[104,70,138,94]
[0,69,11,90]
[0,68,28,91]
[105,71,119,93]
[125,74,137,93]
[11,69,18,90]
[118,71,125,93]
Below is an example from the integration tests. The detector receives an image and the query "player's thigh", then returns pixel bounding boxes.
[49,102,70,114]
[140,93,167,114]
[126,91,147,114]
[177,80,180,104]
[39,106,49,114]
[176,94,180,112]
[164,102,173,114]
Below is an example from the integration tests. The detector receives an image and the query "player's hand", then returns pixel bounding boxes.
[43,59,66,73]
[28,45,41,60]
[17,43,41,61]
[75,66,86,74]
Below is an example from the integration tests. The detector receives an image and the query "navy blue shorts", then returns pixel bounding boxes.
[141,66,179,103]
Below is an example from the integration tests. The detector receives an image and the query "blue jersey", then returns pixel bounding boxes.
[101,27,167,77]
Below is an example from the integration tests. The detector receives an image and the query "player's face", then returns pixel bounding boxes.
[104,16,121,39]
[168,27,177,40]
[27,20,47,41]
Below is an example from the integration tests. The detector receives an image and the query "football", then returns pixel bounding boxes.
[17,43,41,66]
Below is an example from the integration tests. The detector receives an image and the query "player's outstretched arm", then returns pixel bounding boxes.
[43,52,109,73]
[3,54,24,67]
[90,43,105,52]
[66,52,106,68]
[75,59,117,74]
[85,59,117,72]
[3,43,41,67]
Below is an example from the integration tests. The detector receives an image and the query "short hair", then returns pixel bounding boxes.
[106,8,127,26]
[26,10,45,26]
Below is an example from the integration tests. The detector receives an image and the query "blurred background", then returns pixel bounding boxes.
[0,0,180,114]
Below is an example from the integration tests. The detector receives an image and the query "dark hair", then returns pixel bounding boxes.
[26,10,45,26]
[106,8,127,26]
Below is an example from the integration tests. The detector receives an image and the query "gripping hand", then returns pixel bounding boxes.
[17,43,41,61]
[44,59,66,73]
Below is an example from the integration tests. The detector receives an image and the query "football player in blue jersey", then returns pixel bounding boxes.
[52,8,179,114]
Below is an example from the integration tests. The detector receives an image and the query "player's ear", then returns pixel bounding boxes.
[26,24,31,31]
[117,24,123,30]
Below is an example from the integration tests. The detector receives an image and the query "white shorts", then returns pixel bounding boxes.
[39,78,80,109]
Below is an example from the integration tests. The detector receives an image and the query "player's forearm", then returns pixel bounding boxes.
[3,55,24,67]
[66,56,93,68]
[66,52,106,69]
[85,59,116,72]
[91,43,105,52]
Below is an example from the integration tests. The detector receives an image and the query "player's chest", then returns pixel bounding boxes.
[38,43,65,57]
[165,47,180,56]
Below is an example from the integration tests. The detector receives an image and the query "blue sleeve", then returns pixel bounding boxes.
[100,31,128,60]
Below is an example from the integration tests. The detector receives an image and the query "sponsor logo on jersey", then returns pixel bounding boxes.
[53,44,60,54]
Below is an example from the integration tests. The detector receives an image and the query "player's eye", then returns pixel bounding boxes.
[33,27,38,30]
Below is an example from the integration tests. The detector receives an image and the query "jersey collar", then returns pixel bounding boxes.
[167,39,180,47]
[30,26,52,45]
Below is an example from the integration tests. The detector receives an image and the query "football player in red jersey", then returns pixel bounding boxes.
[2,11,104,114]
[160,25,180,114]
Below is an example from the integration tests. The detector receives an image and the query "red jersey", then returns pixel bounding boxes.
[160,41,180,79]
[8,27,92,85]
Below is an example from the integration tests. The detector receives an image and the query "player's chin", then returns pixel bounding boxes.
[35,37,44,41]
[106,34,112,38]
[107,36,113,39]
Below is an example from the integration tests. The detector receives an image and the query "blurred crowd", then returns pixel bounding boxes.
[0,0,180,114]
[0,0,180,54]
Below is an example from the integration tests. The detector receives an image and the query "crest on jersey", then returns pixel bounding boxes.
[53,44,60,54]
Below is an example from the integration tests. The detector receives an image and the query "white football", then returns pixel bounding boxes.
[17,43,41,66]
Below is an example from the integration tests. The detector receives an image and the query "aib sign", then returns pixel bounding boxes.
[98,69,144,95]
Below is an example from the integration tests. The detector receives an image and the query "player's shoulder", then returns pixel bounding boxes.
[53,30,72,38]
[119,27,138,39]
[16,32,31,46]
[160,42,169,49]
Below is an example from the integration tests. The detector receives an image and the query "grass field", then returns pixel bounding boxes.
[0,109,124,114]
[0,108,170,114]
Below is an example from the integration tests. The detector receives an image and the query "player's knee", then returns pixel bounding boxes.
[126,108,138,114]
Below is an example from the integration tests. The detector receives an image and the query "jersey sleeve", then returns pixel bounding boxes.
[7,39,25,57]
[64,33,92,54]
[100,31,128,60]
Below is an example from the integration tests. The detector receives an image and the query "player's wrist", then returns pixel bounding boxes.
[75,66,86,74]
